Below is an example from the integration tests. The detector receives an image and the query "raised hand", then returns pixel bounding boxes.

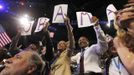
[64,14,71,25]
[64,15,73,31]
[91,16,99,26]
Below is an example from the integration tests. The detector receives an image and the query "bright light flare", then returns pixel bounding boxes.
[0,5,3,9]
[18,14,35,31]
[19,17,29,26]
[19,14,30,28]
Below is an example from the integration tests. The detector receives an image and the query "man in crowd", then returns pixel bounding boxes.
[0,49,45,75]
[71,16,108,75]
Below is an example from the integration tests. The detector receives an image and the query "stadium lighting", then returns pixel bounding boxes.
[19,14,30,28]
[0,5,3,9]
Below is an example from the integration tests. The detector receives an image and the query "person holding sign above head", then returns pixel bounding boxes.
[50,15,75,75]
[71,16,108,75]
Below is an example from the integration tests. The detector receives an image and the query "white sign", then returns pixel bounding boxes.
[34,17,49,32]
[52,4,68,23]
[21,21,34,36]
[76,11,93,28]
[106,4,117,24]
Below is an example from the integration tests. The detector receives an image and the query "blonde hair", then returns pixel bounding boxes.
[113,2,134,53]
[114,18,134,52]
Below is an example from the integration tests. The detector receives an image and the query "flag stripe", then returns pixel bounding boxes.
[0,44,2,47]
[0,38,5,46]
[2,33,9,44]
[0,33,7,45]
[0,25,11,47]
[4,32,11,43]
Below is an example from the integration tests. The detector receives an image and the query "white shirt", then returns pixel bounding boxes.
[109,57,130,75]
[71,25,108,73]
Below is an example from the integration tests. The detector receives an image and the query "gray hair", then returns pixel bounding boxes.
[24,50,45,75]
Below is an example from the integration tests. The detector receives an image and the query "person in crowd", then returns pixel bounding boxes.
[41,22,54,62]
[112,2,134,75]
[39,22,54,75]
[71,16,108,75]
[108,36,130,75]
[0,49,45,75]
[100,34,117,75]
[50,15,75,75]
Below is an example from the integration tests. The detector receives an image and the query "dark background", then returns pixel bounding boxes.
[0,0,128,49]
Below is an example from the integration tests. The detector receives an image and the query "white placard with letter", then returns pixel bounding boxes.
[52,4,68,23]
[21,21,34,36]
[34,17,49,32]
[106,4,117,24]
[76,11,93,28]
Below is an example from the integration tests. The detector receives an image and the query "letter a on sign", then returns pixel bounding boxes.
[76,11,93,28]
[52,4,68,23]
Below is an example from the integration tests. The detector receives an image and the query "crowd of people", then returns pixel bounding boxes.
[0,0,134,75]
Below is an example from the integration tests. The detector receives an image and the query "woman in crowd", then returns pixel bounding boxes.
[50,15,75,75]
[112,2,134,75]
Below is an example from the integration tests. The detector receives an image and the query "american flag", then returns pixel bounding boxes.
[0,25,11,47]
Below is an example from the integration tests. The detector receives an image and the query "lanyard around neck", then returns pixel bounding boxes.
[113,57,121,75]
